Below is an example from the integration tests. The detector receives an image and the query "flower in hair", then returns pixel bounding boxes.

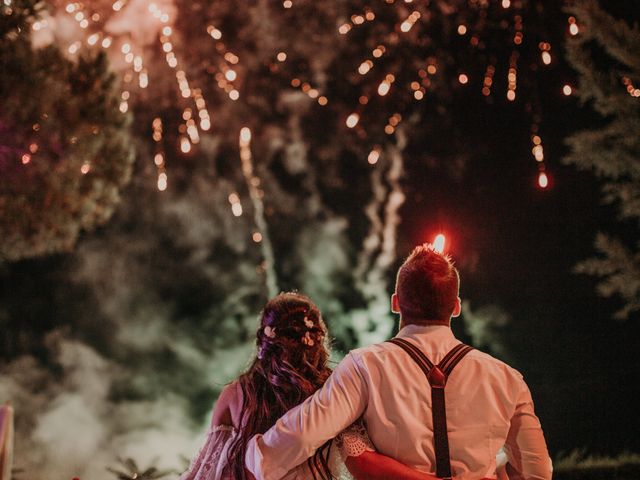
[301,331,315,347]
[264,326,276,339]
[303,316,314,329]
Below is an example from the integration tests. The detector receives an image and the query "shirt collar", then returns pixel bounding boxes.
[397,323,456,341]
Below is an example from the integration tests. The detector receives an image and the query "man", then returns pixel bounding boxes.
[246,244,552,479]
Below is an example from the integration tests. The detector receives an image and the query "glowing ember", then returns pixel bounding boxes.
[538,171,549,188]
[433,234,445,253]
[346,113,360,128]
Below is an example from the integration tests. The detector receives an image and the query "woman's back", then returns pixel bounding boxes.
[181,380,350,480]
[181,293,334,480]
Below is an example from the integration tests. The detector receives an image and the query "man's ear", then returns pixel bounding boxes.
[391,293,400,314]
[452,296,462,318]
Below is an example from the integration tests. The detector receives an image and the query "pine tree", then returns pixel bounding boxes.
[564,0,640,320]
[0,0,135,261]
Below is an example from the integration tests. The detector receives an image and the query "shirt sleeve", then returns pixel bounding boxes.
[504,378,553,480]
[245,352,369,480]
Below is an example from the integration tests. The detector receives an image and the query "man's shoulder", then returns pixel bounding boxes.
[348,340,524,380]
[347,339,399,360]
[465,347,524,380]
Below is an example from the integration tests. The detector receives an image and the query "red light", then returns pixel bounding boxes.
[538,172,549,188]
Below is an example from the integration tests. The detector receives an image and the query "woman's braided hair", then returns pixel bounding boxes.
[226,292,333,479]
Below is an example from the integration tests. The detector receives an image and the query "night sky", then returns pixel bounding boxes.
[396,63,639,455]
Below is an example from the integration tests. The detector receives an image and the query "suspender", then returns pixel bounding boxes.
[387,338,474,480]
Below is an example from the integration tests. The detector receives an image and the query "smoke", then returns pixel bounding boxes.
[461,301,511,360]
[0,162,264,478]
[352,127,408,346]
[0,333,210,478]
[0,2,423,477]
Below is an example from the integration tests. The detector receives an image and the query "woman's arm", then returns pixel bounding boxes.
[211,382,238,426]
[346,451,438,480]
[337,422,437,480]
[213,383,259,480]
[180,383,241,480]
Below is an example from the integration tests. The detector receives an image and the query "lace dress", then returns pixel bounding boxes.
[181,421,375,480]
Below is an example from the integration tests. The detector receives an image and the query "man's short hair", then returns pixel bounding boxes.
[395,243,460,323]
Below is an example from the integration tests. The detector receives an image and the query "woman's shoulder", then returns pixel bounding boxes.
[211,381,244,428]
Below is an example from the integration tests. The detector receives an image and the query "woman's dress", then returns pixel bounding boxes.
[181,421,375,480]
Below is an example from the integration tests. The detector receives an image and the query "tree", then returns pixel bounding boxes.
[0,0,135,261]
[564,0,640,320]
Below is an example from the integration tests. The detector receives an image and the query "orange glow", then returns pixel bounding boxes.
[368,148,380,164]
[568,17,579,36]
[433,234,446,253]
[157,173,168,191]
[562,84,572,96]
[358,60,373,75]
[346,113,360,128]
[458,74,468,84]
[457,25,467,35]
[538,172,549,188]
[180,137,191,153]
[532,145,544,161]
[400,21,412,33]
[240,127,252,144]
[231,203,243,217]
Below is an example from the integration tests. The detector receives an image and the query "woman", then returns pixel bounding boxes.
[181,292,435,480]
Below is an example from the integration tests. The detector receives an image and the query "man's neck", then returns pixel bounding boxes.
[399,317,451,330]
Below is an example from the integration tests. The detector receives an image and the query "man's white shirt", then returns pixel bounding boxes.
[246,324,552,480]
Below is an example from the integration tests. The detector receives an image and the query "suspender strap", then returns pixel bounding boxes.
[387,338,474,480]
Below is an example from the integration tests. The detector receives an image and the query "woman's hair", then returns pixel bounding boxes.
[226,292,333,479]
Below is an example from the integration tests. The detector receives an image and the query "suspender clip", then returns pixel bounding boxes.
[427,366,446,388]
